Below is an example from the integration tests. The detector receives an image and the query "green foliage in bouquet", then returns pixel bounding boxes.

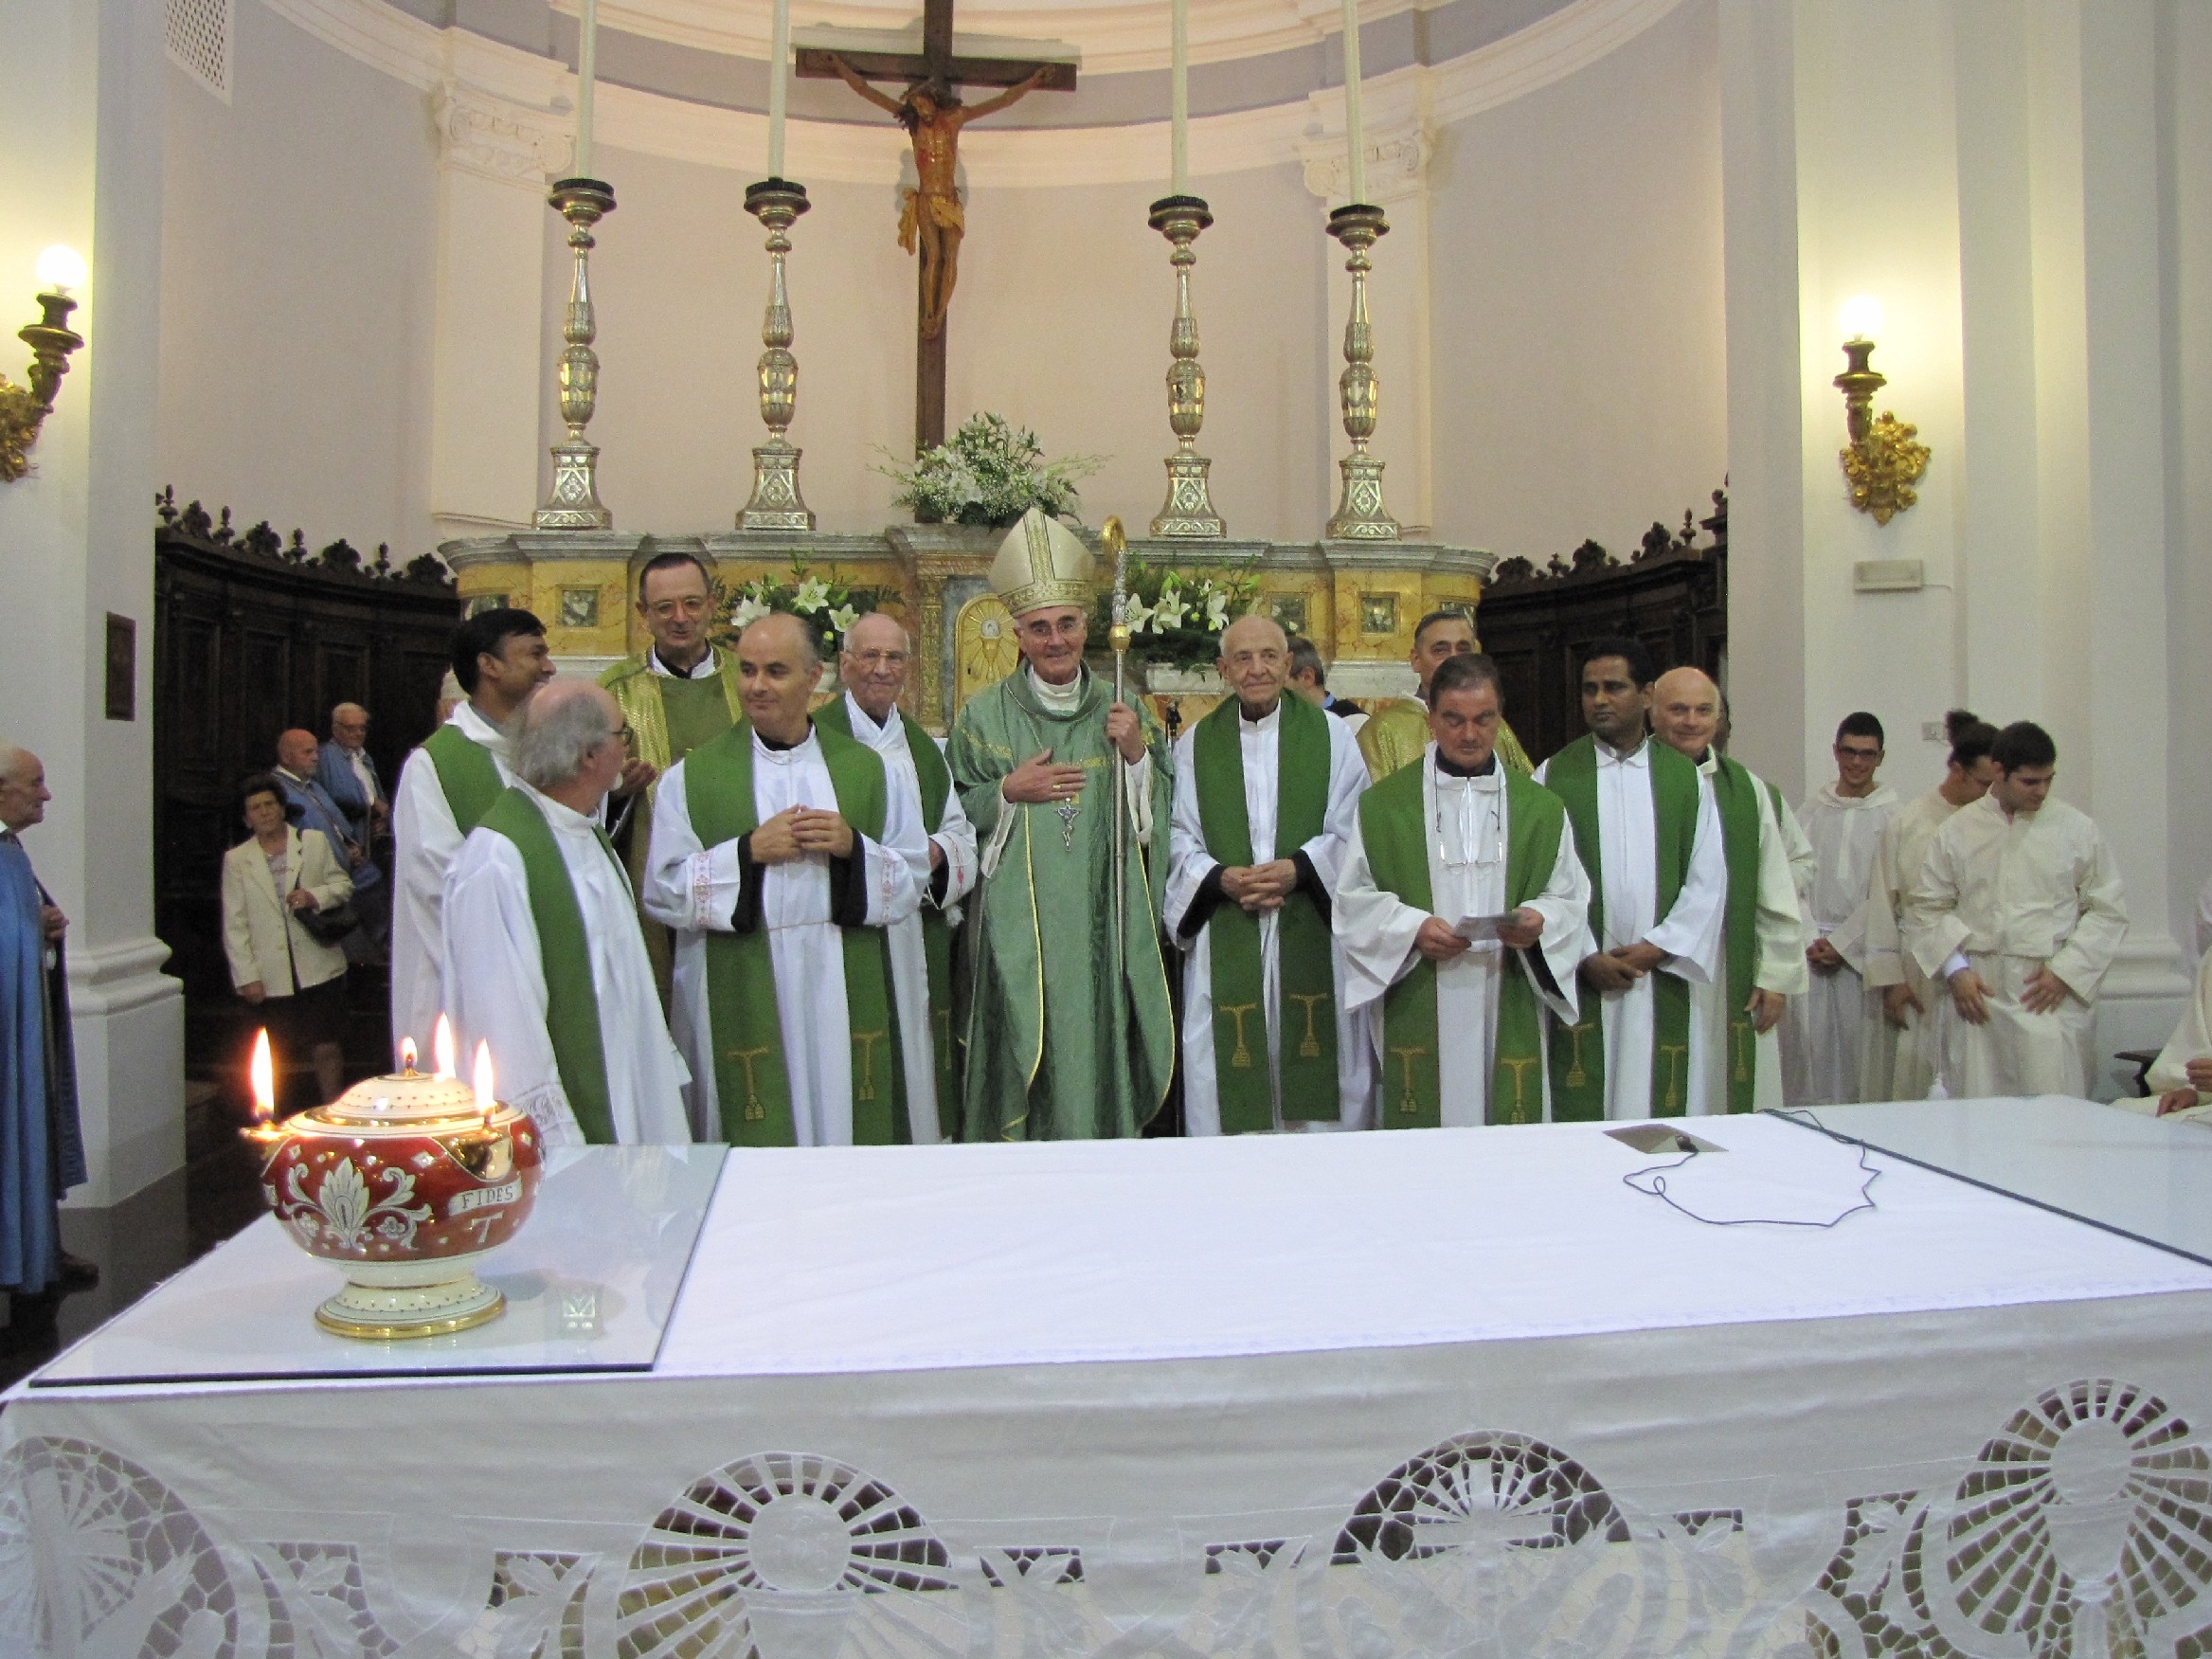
[1091,559,1264,670]
[715,555,899,654]
[880,413,1102,528]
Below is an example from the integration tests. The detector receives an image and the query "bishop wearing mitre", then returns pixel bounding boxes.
[1336,654,1592,1127]
[1167,615,1373,1133]
[950,510,1176,1140]
[644,612,927,1145]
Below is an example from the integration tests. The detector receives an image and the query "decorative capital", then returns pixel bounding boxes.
[432,81,573,188]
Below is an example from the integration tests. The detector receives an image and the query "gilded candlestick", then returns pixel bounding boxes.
[1323,201,1398,541]
[534,177,618,531]
[738,179,816,532]
[1147,195,1226,539]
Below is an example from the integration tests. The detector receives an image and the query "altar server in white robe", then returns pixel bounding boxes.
[1168,616,1374,1133]
[1860,712,1999,1099]
[812,613,978,1143]
[442,681,690,1147]
[1532,640,1726,1119]
[1337,654,1592,1127]
[1904,721,2129,1099]
[391,608,554,1061]
[1647,668,1808,1111]
[1778,712,1898,1103]
[2108,944,2212,1125]
[645,613,926,1147]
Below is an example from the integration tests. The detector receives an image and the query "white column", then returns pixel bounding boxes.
[428,81,570,540]
[1298,71,1436,534]
[0,0,185,1204]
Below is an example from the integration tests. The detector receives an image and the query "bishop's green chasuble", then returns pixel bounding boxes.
[1191,694,1337,1132]
[682,721,903,1146]
[1540,736,1701,1118]
[474,787,619,1144]
[813,696,960,1109]
[1358,761,1564,1127]
[949,667,1175,1141]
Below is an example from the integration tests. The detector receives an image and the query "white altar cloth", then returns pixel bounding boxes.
[7,1103,2212,1658]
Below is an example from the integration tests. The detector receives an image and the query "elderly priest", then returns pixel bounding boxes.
[1168,614,1373,1133]
[442,681,690,1147]
[950,510,1175,1141]
[1533,639,1726,1119]
[1336,655,1590,1126]
[1649,666,1809,1111]
[646,612,926,1146]
[1904,720,2128,1099]
[813,612,979,1142]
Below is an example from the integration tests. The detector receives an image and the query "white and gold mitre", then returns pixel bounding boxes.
[989,508,1093,616]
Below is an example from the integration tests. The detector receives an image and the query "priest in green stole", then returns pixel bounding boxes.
[1531,638,1729,1119]
[949,510,1176,1141]
[443,682,691,1145]
[1336,655,1593,1127]
[391,607,555,1063]
[1650,668,1808,1111]
[1356,608,1535,783]
[644,613,928,1145]
[816,613,979,1142]
[601,552,745,1005]
[1168,616,1374,1133]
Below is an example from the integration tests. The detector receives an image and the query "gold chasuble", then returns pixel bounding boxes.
[602,647,745,993]
[951,666,1176,1140]
[1358,699,1534,783]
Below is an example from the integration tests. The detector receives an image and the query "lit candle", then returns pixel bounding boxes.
[576,0,599,178]
[767,0,792,181]
[399,1036,419,1075]
[434,1014,458,1081]
[474,1041,496,1127]
[1170,0,1190,197]
[250,1029,276,1124]
[1340,0,1365,203]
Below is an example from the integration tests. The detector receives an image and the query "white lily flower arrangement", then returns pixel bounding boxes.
[1091,560,1264,669]
[715,556,895,655]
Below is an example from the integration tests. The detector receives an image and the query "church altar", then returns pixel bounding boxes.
[440,527,1497,730]
[8,1100,2212,1656]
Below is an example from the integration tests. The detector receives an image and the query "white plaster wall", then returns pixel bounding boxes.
[158,0,441,557]
[1426,0,1727,564]
[2165,0,2212,940]
[562,150,1328,540]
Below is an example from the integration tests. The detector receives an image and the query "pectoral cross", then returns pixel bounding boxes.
[1054,792,1081,850]
[800,0,1077,454]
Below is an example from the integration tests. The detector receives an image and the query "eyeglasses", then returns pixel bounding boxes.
[847,649,908,670]
[1434,785,1505,869]
[646,597,710,620]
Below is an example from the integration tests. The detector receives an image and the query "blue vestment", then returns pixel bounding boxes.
[0,834,86,1293]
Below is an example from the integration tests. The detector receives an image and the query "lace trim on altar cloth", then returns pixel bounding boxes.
[8,1378,2212,1657]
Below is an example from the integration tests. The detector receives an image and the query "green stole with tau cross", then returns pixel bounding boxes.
[1704,753,1774,1114]
[682,721,903,1145]
[1540,735,1700,1118]
[1358,757,1563,1127]
[1192,693,1338,1132]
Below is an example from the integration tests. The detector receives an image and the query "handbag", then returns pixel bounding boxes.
[288,851,361,945]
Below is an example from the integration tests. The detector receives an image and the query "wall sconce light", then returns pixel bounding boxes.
[1833,296,1929,525]
[0,245,90,484]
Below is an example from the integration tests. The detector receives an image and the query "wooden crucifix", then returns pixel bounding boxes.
[800,0,1076,454]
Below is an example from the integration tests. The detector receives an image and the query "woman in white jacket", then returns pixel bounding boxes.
[223,772,354,1105]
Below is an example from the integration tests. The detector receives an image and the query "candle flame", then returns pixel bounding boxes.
[398,1036,418,1073]
[434,1015,458,1080]
[473,1041,495,1120]
[249,1029,275,1123]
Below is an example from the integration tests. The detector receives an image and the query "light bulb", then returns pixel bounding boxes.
[36,244,87,296]
[1839,294,1883,342]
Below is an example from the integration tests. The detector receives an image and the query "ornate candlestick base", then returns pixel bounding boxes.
[739,178,817,532]
[1323,202,1400,542]
[535,177,618,531]
[1148,195,1227,538]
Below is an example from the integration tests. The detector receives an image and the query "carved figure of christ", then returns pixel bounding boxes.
[801,0,1074,452]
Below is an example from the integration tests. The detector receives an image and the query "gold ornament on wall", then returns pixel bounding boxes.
[1833,296,1930,526]
[0,247,87,485]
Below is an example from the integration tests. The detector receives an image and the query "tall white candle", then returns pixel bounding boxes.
[576,0,599,177]
[1340,0,1365,203]
[767,0,792,179]
[1170,0,1190,196]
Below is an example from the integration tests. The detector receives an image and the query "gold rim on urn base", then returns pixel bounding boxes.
[315,1288,508,1342]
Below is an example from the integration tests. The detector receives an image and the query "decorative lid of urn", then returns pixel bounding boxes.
[314,1064,482,1130]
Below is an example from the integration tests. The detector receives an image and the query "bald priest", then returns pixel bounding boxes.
[1167,614,1374,1134]
[950,510,1176,1141]
[1336,655,1593,1127]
